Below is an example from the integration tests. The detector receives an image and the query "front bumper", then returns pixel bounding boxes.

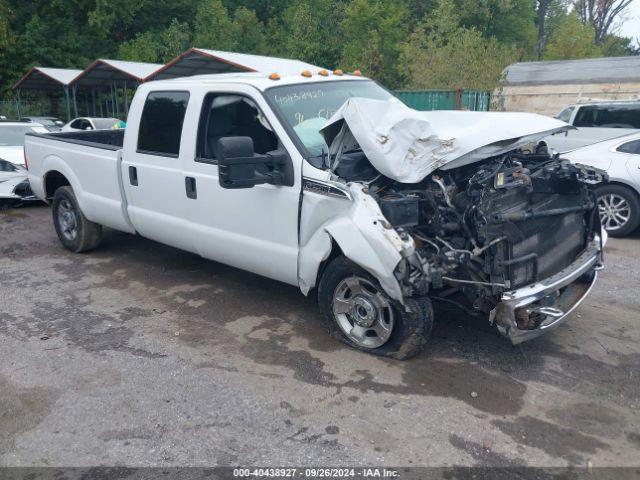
[490,234,604,344]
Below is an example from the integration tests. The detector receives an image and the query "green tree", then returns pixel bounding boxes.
[276,0,346,68]
[341,0,409,87]
[543,12,603,59]
[232,7,267,54]
[457,0,537,56]
[160,18,193,62]
[194,0,236,50]
[400,0,518,90]
[117,31,161,63]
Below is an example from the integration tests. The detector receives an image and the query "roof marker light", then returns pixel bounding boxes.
[301,70,312,78]
[352,69,362,76]
[268,73,281,80]
[318,69,329,76]
[333,69,344,76]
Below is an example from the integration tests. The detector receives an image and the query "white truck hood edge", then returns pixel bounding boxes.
[320,98,572,183]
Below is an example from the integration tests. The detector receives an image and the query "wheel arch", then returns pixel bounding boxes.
[298,219,404,303]
[44,170,71,199]
[599,180,640,200]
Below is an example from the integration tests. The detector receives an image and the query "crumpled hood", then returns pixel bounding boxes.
[320,98,572,183]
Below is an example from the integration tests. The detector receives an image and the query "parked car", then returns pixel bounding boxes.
[562,132,640,237]
[25,73,606,358]
[20,116,65,132]
[0,159,34,203]
[0,122,49,166]
[541,100,640,152]
[61,117,124,132]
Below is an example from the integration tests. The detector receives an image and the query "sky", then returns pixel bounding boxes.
[617,0,640,47]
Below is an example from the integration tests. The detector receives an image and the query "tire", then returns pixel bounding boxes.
[595,184,640,237]
[318,256,433,360]
[52,186,102,252]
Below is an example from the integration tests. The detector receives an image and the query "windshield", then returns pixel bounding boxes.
[0,125,39,146]
[264,80,394,159]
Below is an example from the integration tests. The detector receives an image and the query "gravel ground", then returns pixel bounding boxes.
[0,204,638,469]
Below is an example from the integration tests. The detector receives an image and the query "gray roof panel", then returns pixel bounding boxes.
[505,56,640,85]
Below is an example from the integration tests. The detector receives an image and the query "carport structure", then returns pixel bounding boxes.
[70,59,163,119]
[148,48,322,80]
[13,67,83,120]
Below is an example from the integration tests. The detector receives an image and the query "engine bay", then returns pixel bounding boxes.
[335,148,607,320]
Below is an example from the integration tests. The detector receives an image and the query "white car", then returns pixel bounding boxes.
[0,159,34,202]
[0,122,49,166]
[542,101,640,152]
[61,117,123,132]
[563,132,640,237]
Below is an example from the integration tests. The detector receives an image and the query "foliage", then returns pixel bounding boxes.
[544,12,603,59]
[340,0,410,88]
[399,0,519,90]
[1,0,638,97]
[194,0,236,52]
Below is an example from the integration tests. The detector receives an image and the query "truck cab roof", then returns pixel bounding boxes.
[145,71,370,92]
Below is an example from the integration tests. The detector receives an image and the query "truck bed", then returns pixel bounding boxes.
[32,129,124,151]
[25,128,134,234]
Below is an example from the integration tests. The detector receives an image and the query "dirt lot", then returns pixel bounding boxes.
[1,204,639,468]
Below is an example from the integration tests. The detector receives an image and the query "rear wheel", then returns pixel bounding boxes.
[596,185,640,237]
[52,186,102,252]
[318,256,433,359]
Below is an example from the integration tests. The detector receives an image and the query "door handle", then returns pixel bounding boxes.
[185,176,197,199]
[129,166,138,186]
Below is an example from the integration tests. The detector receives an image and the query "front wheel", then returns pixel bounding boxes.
[52,186,102,252]
[318,256,433,360]
[596,185,640,237]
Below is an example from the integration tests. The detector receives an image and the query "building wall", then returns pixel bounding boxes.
[492,82,640,116]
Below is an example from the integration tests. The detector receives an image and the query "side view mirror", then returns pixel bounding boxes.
[217,136,293,189]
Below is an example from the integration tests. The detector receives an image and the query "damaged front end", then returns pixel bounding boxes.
[333,148,607,344]
[304,98,608,344]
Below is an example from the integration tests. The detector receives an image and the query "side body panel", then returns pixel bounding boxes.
[297,164,411,302]
[25,136,133,233]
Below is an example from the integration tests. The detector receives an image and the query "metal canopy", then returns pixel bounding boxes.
[13,67,83,91]
[505,56,640,86]
[72,59,163,86]
[148,48,323,81]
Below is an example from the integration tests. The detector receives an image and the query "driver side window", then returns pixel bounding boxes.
[196,93,278,163]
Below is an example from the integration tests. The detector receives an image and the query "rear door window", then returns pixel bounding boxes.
[573,104,640,129]
[137,91,190,157]
[616,139,640,154]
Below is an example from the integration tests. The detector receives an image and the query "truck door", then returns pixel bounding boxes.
[121,90,197,253]
[181,88,301,285]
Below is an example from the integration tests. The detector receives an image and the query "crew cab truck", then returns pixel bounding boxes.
[26,72,606,359]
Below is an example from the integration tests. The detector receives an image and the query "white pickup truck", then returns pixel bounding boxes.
[26,72,607,359]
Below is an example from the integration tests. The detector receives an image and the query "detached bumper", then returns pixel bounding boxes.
[0,178,37,202]
[491,234,604,344]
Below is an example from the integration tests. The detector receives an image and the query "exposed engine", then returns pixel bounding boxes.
[337,149,607,319]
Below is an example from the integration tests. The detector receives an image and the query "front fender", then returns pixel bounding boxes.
[298,184,412,303]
